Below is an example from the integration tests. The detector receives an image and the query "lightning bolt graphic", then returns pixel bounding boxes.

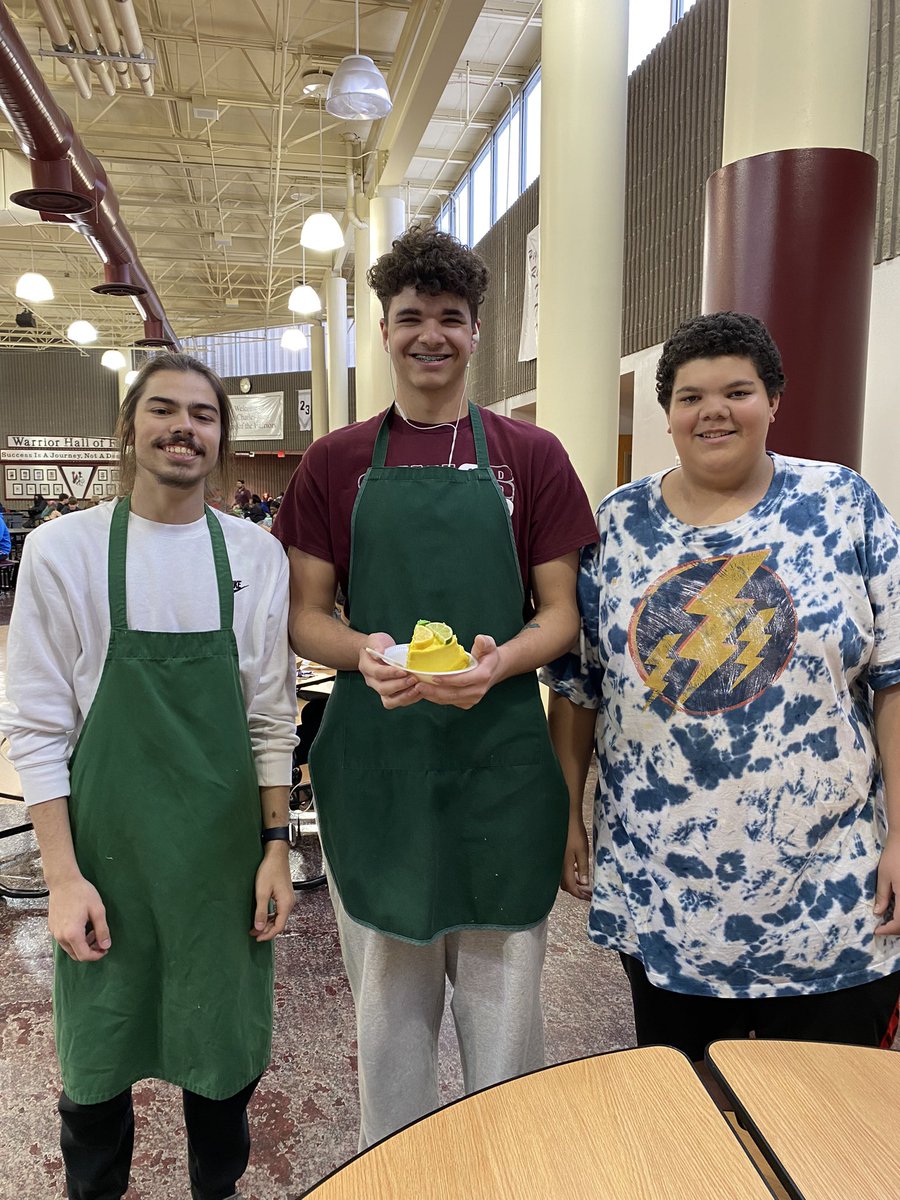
[675,549,772,707]
[642,632,682,709]
[732,607,776,688]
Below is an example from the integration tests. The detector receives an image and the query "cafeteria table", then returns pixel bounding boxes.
[304,1045,776,1198]
[706,1039,900,1200]
[296,662,334,703]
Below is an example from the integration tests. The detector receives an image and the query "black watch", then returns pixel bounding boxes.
[261,825,290,843]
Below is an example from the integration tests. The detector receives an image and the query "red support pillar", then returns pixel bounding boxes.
[703,147,877,469]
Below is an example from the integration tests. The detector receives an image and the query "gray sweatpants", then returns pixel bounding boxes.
[330,880,549,1150]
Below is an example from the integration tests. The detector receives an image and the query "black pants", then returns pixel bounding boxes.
[58,1076,260,1200]
[621,953,900,1062]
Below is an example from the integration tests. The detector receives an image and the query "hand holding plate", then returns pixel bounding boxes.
[415,634,500,709]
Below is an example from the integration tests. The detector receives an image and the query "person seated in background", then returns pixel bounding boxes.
[246,495,268,524]
[0,510,10,561]
[27,493,49,527]
[545,311,900,1093]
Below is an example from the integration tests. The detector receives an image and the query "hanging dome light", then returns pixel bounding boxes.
[15,271,54,303]
[101,349,127,370]
[326,55,392,120]
[300,211,344,252]
[301,99,345,251]
[124,369,139,386]
[325,0,392,120]
[67,319,99,344]
[288,283,322,314]
[281,327,308,352]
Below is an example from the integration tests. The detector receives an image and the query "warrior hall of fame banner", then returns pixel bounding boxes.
[228,391,284,441]
[2,434,119,501]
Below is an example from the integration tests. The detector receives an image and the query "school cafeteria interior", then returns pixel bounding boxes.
[1,1,900,1197]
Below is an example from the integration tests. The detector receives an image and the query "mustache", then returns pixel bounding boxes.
[154,434,203,454]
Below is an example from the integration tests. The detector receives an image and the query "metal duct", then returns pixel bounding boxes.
[0,1,178,347]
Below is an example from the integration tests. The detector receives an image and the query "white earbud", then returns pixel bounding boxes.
[472,331,480,346]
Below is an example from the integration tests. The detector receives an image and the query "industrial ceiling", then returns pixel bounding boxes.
[0,0,541,348]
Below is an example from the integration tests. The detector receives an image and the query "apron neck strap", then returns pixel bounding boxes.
[371,402,488,469]
[108,497,234,632]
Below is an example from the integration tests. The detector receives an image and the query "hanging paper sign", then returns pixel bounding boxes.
[228,391,284,440]
[518,224,540,362]
[298,389,312,432]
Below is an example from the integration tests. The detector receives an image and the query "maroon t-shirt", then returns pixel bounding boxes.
[273,407,598,603]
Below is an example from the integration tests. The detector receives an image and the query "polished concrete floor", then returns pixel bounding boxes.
[0,616,638,1199]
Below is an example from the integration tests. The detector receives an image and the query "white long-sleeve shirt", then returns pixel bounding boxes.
[1,501,297,805]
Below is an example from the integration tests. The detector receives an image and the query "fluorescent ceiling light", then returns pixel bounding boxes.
[288,284,322,314]
[101,349,127,370]
[67,319,98,344]
[281,327,308,351]
[15,271,54,303]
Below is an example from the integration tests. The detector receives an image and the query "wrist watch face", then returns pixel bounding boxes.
[239,377,251,393]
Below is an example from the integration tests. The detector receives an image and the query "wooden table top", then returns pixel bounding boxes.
[706,1039,900,1200]
[305,1046,775,1198]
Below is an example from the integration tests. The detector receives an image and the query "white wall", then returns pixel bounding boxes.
[863,256,900,519]
[623,341,669,483]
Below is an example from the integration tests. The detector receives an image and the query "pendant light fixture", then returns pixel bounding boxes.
[281,327,308,352]
[101,349,127,370]
[67,319,99,344]
[326,0,392,120]
[15,271,54,303]
[300,102,345,252]
[289,208,323,314]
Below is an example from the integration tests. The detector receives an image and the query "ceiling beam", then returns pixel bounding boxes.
[369,0,485,192]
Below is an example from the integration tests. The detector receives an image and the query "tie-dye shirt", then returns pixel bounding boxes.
[543,455,900,998]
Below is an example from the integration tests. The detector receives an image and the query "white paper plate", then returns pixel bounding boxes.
[367,643,478,678]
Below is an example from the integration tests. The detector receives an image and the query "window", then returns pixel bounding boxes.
[494,107,521,219]
[628,0,671,73]
[453,178,470,245]
[523,75,541,187]
[471,148,492,244]
[437,205,451,234]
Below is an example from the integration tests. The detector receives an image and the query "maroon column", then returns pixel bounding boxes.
[703,147,877,469]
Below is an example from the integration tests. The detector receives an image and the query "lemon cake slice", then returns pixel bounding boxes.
[406,620,470,672]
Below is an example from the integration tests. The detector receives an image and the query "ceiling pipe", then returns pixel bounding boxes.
[112,0,153,97]
[0,1,179,347]
[88,0,130,90]
[61,0,116,97]
[34,0,92,100]
[343,137,367,231]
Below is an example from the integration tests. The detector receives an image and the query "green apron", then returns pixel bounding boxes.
[54,497,273,1104]
[310,404,568,943]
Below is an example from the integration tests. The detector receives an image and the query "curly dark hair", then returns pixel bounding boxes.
[367,224,489,323]
[116,351,232,496]
[656,312,786,410]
